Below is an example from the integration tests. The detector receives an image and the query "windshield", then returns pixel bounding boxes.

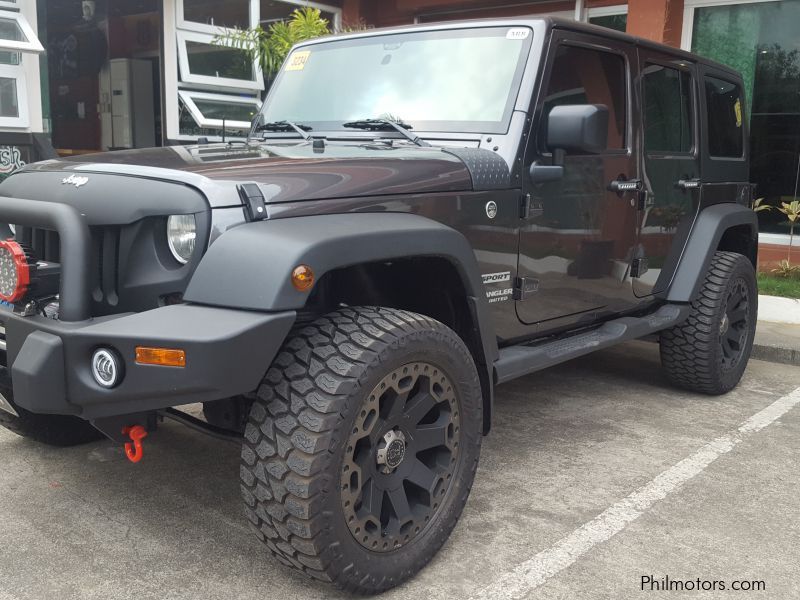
[258,26,533,134]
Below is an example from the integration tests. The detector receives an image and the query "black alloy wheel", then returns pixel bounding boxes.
[719,277,751,371]
[341,361,460,552]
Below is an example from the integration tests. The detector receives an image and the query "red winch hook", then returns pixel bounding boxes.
[121,425,148,463]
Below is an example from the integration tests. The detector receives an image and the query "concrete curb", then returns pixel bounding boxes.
[751,343,800,367]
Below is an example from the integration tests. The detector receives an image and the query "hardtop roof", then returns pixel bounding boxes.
[298,15,741,81]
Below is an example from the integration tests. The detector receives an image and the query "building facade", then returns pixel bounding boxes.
[0,0,798,251]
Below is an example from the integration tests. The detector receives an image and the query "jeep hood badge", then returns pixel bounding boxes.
[61,174,89,188]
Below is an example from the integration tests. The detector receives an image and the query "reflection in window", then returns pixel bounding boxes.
[262,27,531,133]
[643,64,692,154]
[704,76,743,158]
[588,14,627,32]
[0,16,23,42]
[541,45,627,150]
[186,41,254,81]
[182,0,251,30]
[0,75,18,117]
[261,0,336,27]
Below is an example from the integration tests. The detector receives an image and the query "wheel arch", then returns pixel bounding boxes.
[663,203,758,304]
[184,213,499,433]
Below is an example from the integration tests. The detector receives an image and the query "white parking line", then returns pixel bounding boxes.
[471,386,800,600]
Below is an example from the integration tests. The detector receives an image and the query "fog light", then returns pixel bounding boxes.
[0,239,31,303]
[92,349,122,388]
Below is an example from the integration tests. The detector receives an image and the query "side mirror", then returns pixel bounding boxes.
[546,104,609,156]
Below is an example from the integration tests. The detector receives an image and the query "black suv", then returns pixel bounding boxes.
[0,18,757,594]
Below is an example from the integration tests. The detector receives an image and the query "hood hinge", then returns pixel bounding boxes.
[238,183,268,221]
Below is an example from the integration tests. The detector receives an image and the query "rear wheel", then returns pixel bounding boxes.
[240,307,482,594]
[660,251,757,394]
[0,386,103,446]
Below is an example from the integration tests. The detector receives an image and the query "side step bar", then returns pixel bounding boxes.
[494,304,690,384]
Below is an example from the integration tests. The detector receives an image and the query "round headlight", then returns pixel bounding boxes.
[167,215,196,265]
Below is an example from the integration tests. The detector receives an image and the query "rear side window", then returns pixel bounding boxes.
[643,64,693,154]
[541,44,627,151]
[704,76,744,158]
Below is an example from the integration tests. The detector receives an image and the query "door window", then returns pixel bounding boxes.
[541,44,627,151]
[643,64,693,154]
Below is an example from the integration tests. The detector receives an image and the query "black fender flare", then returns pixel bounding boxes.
[184,212,499,418]
[664,203,758,303]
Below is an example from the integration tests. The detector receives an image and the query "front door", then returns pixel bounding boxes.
[517,34,641,329]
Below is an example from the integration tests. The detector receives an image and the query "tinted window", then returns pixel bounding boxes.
[643,64,693,154]
[704,76,744,157]
[542,45,627,151]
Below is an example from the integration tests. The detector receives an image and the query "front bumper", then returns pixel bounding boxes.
[0,304,295,419]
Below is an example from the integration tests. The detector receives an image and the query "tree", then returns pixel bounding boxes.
[778,200,800,263]
[214,8,331,80]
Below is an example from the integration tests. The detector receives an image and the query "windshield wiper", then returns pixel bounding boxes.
[255,120,312,140]
[342,118,431,147]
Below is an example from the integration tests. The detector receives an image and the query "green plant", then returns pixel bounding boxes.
[752,197,771,213]
[770,259,800,279]
[214,7,330,79]
[777,200,800,263]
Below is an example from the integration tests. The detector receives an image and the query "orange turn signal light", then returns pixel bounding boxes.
[291,264,314,292]
[135,346,186,367]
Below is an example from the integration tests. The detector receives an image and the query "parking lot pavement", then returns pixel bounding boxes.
[1,341,799,600]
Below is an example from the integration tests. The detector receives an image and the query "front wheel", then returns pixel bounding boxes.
[240,307,483,594]
[660,251,757,394]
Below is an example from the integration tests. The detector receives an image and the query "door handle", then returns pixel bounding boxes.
[607,178,643,193]
[676,178,701,191]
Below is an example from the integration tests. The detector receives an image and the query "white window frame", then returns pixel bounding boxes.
[259,0,342,31]
[680,0,781,50]
[587,5,629,20]
[0,62,28,127]
[176,0,260,35]
[177,29,264,92]
[0,9,43,53]
[0,2,19,11]
[178,90,261,131]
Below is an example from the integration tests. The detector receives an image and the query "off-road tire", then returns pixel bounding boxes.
[0,386,104,446]
[660,251,757,394]
[240,307,483,594]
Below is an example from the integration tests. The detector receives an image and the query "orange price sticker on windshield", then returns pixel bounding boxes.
[285,50,311,71]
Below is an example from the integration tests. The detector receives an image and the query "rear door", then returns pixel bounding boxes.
[517,32,641,328]
[634,50,700,297]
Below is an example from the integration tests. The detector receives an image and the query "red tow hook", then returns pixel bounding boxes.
[121,425,148,463]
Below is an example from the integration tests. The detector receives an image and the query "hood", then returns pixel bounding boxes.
[23,142,477,204]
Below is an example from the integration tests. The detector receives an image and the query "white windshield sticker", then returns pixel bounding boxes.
[506,28,530,40]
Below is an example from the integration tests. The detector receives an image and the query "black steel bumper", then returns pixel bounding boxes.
[0,195,296,420]
[0,304,295,419]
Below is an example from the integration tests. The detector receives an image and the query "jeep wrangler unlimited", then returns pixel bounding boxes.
[0,18,756,594]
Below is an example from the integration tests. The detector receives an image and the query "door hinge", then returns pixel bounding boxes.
[519,192,531,219]
[631,257,649,278]
[513,276,540,301]
[637,189,651,211]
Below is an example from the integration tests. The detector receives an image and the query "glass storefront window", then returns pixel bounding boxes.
[261,0,337,28]
[0,75,18,117]
[177,30,263,91]
[181,0,251,30]
[588,14,627,32]
[692,0,800,234]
